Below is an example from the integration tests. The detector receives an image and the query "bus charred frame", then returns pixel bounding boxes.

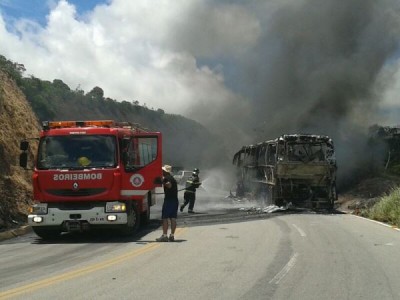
[233,134,337,209]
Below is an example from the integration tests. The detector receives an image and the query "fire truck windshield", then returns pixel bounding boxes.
[37,135,117,169]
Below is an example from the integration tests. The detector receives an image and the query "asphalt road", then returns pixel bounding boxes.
[1,187,400,300]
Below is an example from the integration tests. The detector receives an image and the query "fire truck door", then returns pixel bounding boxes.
[121,135,162,195]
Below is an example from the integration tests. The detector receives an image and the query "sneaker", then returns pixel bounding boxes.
[188,210,195,214]
[168,235,175,242]
[156,235,169,242]
[180,205,184,212]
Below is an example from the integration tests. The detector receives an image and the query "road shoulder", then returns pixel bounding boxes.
[0,225,31,241]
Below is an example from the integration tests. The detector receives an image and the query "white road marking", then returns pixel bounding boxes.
[292,223,306,237]
[352,214,400,231]
[269,253,299,284]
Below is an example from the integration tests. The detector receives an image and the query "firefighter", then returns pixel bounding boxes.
[180,168,201,213]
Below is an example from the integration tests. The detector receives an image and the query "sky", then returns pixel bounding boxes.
[1,0,400,154]
[0,0,103,24]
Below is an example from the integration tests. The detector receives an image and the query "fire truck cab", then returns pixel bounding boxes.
[20,120,162,239]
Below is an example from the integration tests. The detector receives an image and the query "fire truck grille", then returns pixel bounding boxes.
[46,188,107,197]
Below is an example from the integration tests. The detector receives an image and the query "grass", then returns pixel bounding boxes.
[365,187,400,227]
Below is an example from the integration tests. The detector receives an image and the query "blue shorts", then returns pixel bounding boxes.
[162,200,178,219]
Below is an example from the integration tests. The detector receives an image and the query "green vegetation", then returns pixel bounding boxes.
[0,55,24,84]
[0,55,228,168]
[365,188,400,227]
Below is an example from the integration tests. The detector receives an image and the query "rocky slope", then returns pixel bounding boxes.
[0,70,40,230]
[337,174,400,213]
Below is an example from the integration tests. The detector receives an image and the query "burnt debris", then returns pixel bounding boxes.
[233,134,337,210]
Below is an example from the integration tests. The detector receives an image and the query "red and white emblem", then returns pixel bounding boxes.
[130,174,144,187]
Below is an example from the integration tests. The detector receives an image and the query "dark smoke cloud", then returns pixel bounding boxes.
[189,0,400,185]
[246,0,399,136]
[252,0,399,184]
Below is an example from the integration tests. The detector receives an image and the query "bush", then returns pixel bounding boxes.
[366,187,400,227]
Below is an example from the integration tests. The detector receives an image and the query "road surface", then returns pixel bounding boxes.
[1,187,400,299]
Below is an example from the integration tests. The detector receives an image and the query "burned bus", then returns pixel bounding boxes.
[232,134,337,209]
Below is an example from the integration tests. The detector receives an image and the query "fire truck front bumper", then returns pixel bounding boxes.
[28,205,128,227]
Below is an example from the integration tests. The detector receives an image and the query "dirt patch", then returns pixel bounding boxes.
[0,70,40,231]
[336,175,400,213]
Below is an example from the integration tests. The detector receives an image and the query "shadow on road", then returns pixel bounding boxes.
[31,207,347,244]
[31,219,163,245]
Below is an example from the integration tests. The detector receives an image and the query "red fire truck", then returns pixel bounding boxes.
[19,120,162,239]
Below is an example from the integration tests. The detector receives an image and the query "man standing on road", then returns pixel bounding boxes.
[180,168,201,213]
[156,165,179,242]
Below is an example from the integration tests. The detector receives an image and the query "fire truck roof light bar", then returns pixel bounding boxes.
[42,120,116,130]
[41,120,149,132]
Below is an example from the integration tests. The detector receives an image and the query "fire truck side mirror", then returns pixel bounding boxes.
[20,140,29,151]
[19,153,28,168]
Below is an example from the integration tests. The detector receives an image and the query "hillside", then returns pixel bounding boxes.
[0,56,229,230]
[0,55,229,170]
[0,70,40,230]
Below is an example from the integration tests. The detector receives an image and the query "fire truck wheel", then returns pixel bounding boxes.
[32,226,61,240]
[120,202,140,236]
[141,207,150,225]
[141,194,151,225]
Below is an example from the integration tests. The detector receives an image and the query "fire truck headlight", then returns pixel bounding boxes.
[107,215,117,221]
[33,216,43,223]
[106,202,126,213]
[30,203,48,215]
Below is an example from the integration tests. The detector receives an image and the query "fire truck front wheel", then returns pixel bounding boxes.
[32,226,61,240]
[120,202,140,236]
[141,193,151,225]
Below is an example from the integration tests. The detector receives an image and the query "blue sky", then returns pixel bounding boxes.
[0,0,108,25]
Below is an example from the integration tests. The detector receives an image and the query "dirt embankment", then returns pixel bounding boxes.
[0,70,40,230]
[337,174,400,213]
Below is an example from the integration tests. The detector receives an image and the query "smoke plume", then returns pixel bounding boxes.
[196,0,400,185]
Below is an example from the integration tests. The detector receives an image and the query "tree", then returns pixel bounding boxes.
[86,86,104,100]
[53,79,70,91]
[75,84,84,95]
[0,55,24,84]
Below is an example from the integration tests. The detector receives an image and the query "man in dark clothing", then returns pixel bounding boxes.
[156,164,179,242]
[180,168,201,213]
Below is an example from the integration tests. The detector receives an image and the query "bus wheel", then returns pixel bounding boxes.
[329,185,337,210]
[268,186,276,206]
